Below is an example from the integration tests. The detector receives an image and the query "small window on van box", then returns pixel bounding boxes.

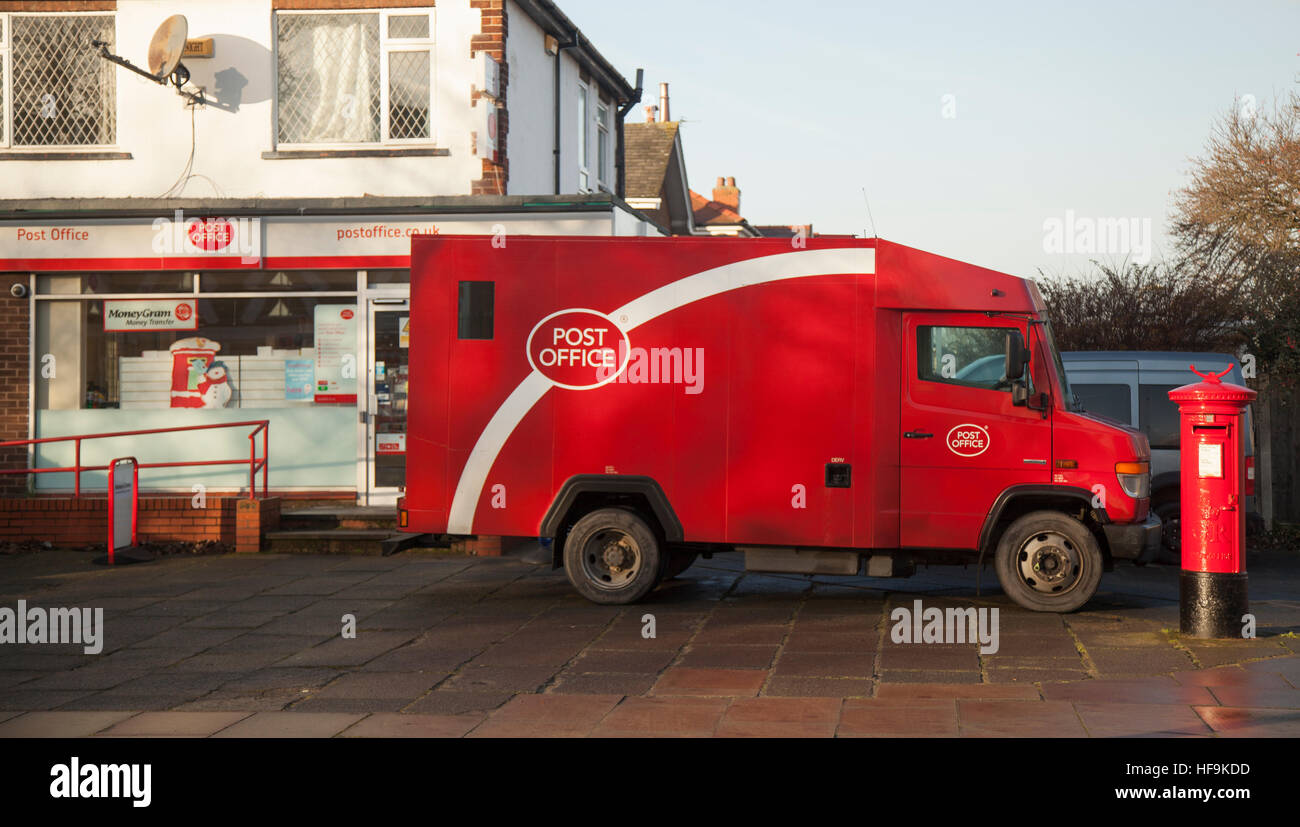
[457,281,494,340]
[917,326,1018,391]
[1139,384,1181,449]
[1072,383,1131,424]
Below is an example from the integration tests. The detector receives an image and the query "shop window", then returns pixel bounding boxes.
[367,269,409,286]
[457,281,493,340]
[199,270,358,292]
[275,9,435,146]
[37,272,193,295]
[1,13,117,147]
[36,296,359,411]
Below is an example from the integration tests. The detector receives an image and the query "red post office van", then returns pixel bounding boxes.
[399,235,1160,612]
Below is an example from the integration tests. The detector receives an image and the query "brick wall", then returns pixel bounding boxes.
[0,291,30,496]
[470,0,508,195]
[0,496,281,553]
[0,2,115,10]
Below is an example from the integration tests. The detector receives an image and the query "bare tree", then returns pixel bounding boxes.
[1037,261,1252,353]
[1171,90,1300,383]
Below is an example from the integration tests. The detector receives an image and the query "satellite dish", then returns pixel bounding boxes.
[147,15,188,79]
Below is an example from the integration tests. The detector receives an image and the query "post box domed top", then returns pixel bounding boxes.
[1167,364,1257,403]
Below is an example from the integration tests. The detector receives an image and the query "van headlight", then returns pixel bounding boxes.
[1115,461,1150,499]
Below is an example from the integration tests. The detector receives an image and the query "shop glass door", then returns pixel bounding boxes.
[366,300,410,504]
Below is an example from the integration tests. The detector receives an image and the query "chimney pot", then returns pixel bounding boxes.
[645,105,658,123]
[712,176,740,213]
[658,82,670,122]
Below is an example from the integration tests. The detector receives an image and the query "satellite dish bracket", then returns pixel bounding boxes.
[90,23,207,107]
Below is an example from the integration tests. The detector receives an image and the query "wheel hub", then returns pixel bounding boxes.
[602,541,630,570]
[1017,531,1082,594]
[581,529,642,590]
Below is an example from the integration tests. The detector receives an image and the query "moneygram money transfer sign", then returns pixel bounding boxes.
[104,299,198,331]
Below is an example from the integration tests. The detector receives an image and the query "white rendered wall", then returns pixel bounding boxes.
[0,0,495,199]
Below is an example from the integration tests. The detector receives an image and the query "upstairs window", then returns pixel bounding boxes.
[596,99,610,191]
[0,13,117,148]
[275,8,435,146]
[577,81,590,191]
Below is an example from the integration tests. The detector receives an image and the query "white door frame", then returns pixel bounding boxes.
[358,288,410,505]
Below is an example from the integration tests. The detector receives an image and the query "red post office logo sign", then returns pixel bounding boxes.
[186,218,234,251]
[527,309,630,391]
[947,423,990,457]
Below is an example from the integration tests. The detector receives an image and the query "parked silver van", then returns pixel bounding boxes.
[1061,351,1258,562]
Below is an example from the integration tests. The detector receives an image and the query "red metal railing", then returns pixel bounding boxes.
[0,420,269,499]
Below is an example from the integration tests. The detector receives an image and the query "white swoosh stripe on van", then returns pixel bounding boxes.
[446,247,876,535]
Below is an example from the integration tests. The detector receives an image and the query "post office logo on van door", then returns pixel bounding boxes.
[527,309,631,391]
[947,424,990,457]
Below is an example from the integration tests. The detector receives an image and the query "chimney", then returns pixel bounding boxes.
[658,82,670,122]
[712,176,740,212]
[644,104,658,123]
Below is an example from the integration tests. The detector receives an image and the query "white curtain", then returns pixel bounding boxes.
[279,15,378,144]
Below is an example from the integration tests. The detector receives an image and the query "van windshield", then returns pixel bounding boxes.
[1041,321,1080,412]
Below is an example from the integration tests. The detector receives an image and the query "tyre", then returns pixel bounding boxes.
[1151,496,1180,565]
[661,550,698,580]
[563,508,662,605]
[994,510,1103,613]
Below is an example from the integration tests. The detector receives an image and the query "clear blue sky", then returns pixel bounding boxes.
[559,0,1300,279]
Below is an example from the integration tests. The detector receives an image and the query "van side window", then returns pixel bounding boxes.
[457,281,494,340]
[1072,383,1132,424]
[917,326,1020,391]
[1138,384,1181,449]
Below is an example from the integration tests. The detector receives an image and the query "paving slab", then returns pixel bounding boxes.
[97,711,252,737]
[0,710,137,737]
[838,699,959,737]
[340,712,484,738]
[591,696,730,737]
[211,711,366,738]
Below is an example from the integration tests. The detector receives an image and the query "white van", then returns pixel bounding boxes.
[1061,351,1258,562]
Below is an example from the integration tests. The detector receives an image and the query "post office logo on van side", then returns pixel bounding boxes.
[947,424,990,457]
[527,309,631,391]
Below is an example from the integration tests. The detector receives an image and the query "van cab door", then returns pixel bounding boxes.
[899,313,1053,549]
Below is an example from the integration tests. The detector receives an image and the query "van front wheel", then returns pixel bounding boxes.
[994,511,1102,613]
[563,508,662,605]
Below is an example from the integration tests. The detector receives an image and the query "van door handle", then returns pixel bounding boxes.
[904,431,933,439]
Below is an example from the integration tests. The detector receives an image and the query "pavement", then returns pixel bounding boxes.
[0,545,1298,737]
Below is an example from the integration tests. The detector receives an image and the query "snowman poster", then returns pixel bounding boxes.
[168,337,233,409]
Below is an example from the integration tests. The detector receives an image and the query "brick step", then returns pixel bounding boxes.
[279,506,396,531]
[263,529,405,555]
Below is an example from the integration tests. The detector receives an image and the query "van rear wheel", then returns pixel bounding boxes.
[994,511,1102,613]
[563,508,662,605]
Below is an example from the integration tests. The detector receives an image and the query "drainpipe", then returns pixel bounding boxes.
[615,68,644,200]
[554,28,577,195]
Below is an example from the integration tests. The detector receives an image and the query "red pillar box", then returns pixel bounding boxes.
[1168,365,1256,638]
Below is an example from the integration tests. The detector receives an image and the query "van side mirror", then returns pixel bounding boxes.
[1004,330,1030,381]
[1012,381,1049,417]
[1012,382,1029,406]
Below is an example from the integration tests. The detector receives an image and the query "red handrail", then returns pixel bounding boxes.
[0,420,269,500]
